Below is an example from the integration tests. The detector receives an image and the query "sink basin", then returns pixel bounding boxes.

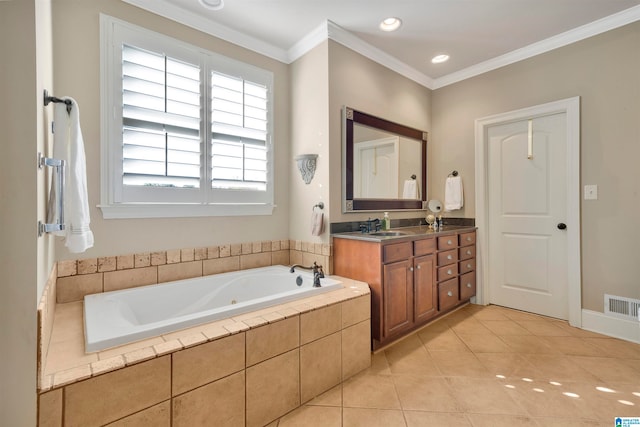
[370,231,408,237]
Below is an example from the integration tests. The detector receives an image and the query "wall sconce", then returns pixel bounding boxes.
[295,154,318,184]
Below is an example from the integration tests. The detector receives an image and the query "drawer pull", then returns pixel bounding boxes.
[466,283,472,288]
[447,269,452,275]
[447,291,453,297]
[466,250,472,255]
[447,254,453,260]
[447,239,452,245]
[467,263,472,269]
[467,236,472,241]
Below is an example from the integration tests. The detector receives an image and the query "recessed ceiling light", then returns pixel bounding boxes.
[431,54,450,64]
[379,17,402,32]
[199,0,224,10]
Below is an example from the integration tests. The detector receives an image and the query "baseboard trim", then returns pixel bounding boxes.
[581,309,640,344]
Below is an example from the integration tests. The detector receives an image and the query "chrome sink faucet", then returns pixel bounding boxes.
[289,261,325,287]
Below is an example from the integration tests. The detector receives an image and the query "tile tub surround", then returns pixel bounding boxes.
[38,277,370,426]
[37,264,58,391]
[55,239,332,304]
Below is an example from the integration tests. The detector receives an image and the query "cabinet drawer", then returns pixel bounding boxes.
[437,263,458,282]
[459,258,476,274]
[438,278,459,311]
[437,235,457,250]
[414,238,436,256]
[383,242,412,264]
[459,231,476,247]
[459,246,476,260]
[437,249,458,266]
[460,271,476,301]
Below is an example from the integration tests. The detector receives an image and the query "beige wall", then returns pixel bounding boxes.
[327,40,433,224]
[0,0,55,424]
[52,0,291,260]
[289,41,330,243]
[432,22,640,312]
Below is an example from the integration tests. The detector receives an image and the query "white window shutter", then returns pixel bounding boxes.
[210,72,268,191]
[122,44,202,190]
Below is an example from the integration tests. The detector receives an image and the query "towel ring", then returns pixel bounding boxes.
[448,170,458,177]
[313,202,324,211]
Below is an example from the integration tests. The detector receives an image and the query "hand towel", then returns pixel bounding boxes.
[50,98,94,253]
[311,211,324,236]
[444,175,464,211]
[402,179,419,199]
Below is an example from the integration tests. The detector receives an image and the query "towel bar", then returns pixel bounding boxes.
[44,89,72,114]
[38,153,65,236]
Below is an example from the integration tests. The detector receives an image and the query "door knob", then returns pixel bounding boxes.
[557,223,567,230]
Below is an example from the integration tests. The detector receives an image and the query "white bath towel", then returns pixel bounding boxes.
[47,103,67,236]
[444,175,464,211]
[49,98,94,253]
[402,179,419,199]
[311,211,324,236]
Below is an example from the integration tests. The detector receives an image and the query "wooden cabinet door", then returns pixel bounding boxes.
[383,260,413,338]
[414,254,436,322]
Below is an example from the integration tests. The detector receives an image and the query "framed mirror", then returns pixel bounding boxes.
[342,106,428,212]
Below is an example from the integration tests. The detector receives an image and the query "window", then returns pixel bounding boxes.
[100,16,274,218]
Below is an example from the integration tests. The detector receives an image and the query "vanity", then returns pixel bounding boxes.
[336,106,475,349]
[333,226,476,349]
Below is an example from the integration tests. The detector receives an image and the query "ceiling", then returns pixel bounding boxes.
[123,0,640,88]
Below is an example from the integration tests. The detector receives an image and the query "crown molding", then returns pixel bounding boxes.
[287,21,330,63]
[121,0,289,63]
[324,20,434,89]
[432,5,640,89]
[122,1,639,90]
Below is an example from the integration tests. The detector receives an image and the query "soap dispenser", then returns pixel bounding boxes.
[383,212,391,230]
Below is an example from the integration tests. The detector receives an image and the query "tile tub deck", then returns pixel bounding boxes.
[38,276,371,427]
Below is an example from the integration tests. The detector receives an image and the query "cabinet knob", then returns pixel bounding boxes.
[416,265,421,270]
[447,255,452,260]
[466,250,472,255]
[409,267,414,272]
[447,239,452,245]
[466,283,472,288]
[467,236,472,241]
[447,291,453,297]
[467,263,472,268]
[447,269,452,275]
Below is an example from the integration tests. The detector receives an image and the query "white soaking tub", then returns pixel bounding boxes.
[84,265,342,352]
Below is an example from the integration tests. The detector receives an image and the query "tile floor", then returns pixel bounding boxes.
[273,304,640,427]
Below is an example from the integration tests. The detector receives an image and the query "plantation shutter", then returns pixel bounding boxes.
[122,44,202,189]
[210,72,268,191]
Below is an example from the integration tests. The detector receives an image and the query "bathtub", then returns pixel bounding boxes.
[84,265,342,352]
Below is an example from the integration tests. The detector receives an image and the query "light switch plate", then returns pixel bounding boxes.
[584,184,598,200]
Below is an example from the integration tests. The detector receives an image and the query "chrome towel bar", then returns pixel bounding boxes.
[38,153,65,236]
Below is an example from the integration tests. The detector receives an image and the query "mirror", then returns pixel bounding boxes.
[427,199,442,213]
[343,107,427,212]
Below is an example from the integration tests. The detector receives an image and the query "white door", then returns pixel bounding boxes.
[487,113,568,319]
[354,137,399,199]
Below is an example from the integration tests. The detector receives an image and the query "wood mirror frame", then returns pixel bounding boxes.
[343,106,428,212]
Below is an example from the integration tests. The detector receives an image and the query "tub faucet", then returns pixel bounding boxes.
[289,261,325,287]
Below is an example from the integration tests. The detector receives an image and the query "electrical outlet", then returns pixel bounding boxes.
[584,185,598,200]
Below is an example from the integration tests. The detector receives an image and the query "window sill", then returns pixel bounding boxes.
[98,203,275,219]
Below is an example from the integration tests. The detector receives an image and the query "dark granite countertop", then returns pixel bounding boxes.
[331,225,476,243]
